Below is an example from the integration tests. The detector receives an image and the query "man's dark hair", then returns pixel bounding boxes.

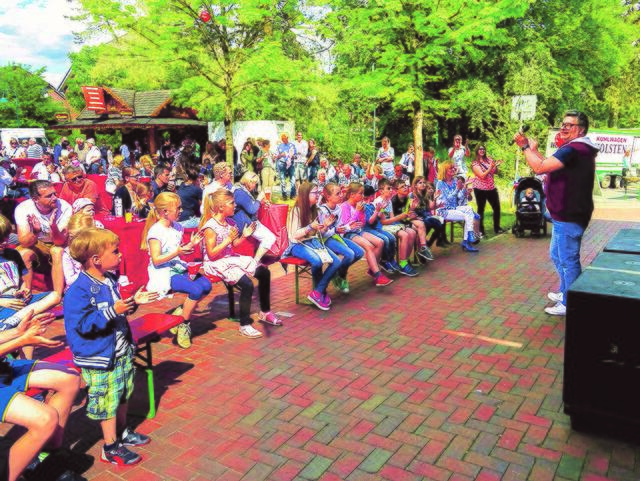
[154,165,170,178]
[185,167,200,181]
[29,180,52,198]
[565,110,589,135]
[378,178,391,190]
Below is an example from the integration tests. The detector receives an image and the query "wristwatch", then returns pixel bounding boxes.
[521,144,530,152]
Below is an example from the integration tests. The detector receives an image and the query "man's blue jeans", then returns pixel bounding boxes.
[277,161,295,198]
[549,219,585,306]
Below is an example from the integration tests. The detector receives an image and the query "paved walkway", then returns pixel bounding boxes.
[5,211,640,481]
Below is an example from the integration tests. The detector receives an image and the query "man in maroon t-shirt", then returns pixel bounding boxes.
[514,110,597,316]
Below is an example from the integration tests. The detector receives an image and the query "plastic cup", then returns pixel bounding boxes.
[264,189,271,202]
[187,262,202,280]
[119,283,136,300]
[124,212,133,223]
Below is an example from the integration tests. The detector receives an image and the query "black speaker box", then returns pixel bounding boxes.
[604,228,640,255]
[564,267,640,430]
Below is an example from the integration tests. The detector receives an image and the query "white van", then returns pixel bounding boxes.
[0,128,50,152]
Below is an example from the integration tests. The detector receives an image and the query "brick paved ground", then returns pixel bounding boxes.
[3,206,640,481]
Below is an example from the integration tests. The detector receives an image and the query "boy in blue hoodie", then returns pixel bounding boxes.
[64,228,158,466]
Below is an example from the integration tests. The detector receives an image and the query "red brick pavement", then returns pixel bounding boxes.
[4,216,640,480]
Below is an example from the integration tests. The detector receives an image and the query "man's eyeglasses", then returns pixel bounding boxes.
[560,122,579,129]
[69,175,83,183]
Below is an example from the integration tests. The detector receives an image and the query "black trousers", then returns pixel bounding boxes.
[236,265,271,325]
[474,188,501,234]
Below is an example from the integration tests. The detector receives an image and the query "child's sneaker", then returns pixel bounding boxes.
[380,261,395,274]
[169,306,184,334]
[340,278,350,293]
[375,273,394,287]
[121,427,150,446]
[258,311,283,326]
[101,443,141,466]
[418,246,434,261]
[239,324,263,338]
[307,290,330,311]
[322,293,332,306]
[176,322,192,349]
[389,260,402,272]
[398,263,418,277]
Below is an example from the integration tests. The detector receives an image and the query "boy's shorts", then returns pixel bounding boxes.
[81,348,135,420]
[382,224,404,235]
[0,358,38,422]
[0,292,51,325]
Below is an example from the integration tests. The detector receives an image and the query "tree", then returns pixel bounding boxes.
[75,0,311,165]
[0,65,63,128]
[321,0,529,176]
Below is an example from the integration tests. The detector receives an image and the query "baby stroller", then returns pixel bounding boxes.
[512,177,547,237]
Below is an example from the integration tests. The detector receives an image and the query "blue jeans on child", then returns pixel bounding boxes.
[289,241,341,295]
[170,274,212,301]
[324,236,364,278]
[549,219,585,306]
[363,228,396,261]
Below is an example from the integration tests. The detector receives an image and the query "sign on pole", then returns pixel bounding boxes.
[511,95,537,122]
[512,95,537,182]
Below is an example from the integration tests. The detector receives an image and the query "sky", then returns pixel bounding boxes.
[0,0,84,89]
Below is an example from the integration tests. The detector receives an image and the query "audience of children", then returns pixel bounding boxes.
[0,134,505,480]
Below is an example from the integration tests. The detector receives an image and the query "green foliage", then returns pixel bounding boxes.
[0,65,63,128]
[67,0,639,165]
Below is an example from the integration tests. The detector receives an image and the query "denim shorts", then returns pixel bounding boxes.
[0,358,38,422]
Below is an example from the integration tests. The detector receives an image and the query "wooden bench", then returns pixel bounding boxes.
[129,313,184,418]
[279,257,313,304]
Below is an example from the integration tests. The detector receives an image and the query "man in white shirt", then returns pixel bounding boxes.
[85,138,105,174]
[15,180,71,295]
[293,131,309,191]
[30,153,54,180]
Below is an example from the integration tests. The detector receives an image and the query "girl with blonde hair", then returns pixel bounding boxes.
[200,190,281,338]
[60,212,96,290]
[142,192,210,348]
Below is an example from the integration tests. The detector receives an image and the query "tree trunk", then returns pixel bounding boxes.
[224,92,234,167]
[413,101,424,177]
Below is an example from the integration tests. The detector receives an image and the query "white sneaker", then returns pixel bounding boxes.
[547,292,563,303]
[544,302,566,316]
[239,324,263,338]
